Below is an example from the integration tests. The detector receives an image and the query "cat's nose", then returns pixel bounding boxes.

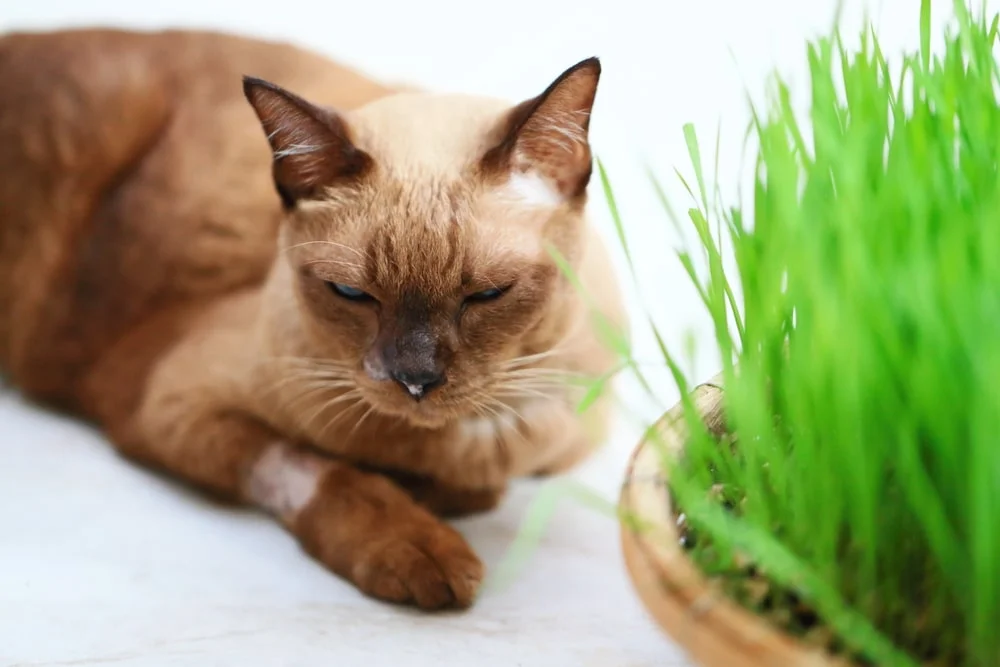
[391,369,446,401]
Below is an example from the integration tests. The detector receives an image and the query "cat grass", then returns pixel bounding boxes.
[621,0,1000,665]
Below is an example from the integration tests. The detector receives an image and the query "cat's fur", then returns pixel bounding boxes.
[0,28,626,609]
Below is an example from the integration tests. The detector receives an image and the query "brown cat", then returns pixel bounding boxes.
[0,28,626,609]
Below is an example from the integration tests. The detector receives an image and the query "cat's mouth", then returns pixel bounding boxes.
[354,382,450,427]
[368,396,458,429]
[356,375,487,429]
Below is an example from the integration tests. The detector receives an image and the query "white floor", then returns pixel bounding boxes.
[0,0,957,665]
[0,391,683,666]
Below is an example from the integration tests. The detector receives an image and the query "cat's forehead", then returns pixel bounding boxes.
[303,168,543,267]
[355,183,541,293]
[347,93,510,178]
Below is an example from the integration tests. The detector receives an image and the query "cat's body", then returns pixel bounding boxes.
[0,28,625,609]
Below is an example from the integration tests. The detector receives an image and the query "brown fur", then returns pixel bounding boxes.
[0,28,626,609]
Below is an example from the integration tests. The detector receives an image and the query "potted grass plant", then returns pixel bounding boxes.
[617,1,1000,665]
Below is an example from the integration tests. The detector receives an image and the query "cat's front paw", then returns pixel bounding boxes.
[291,467,483,610]
[350,521,484,609]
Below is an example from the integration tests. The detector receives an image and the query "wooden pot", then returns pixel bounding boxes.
[618,374,849,667]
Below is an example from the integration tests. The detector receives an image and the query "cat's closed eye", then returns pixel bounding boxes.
[464,285,511,304]
[327,281,375,302]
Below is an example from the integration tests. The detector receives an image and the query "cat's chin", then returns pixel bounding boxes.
[367,397,457,430]
[357,380,482,430]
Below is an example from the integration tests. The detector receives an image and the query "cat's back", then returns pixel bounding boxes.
[0,28,392,409]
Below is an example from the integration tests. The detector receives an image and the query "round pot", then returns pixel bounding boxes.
[618,374,850,667]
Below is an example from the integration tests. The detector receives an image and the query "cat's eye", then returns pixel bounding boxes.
[465,285,510,304]
[327,281,374,302]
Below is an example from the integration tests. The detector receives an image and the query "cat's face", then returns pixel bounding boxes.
[245,59,600,427]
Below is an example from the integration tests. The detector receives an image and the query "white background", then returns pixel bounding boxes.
[0,1,971,665]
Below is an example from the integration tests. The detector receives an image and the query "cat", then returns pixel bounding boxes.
[0,28,627,610]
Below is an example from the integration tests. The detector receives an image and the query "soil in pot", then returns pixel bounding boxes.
[669,483,960,667]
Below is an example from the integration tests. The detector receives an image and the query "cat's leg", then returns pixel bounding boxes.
[112,394,483,609]
[371,468,507,518]
[405,479,506,518]
[252,442,484,608]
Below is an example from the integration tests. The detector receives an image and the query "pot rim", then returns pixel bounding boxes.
[618,373,855,667]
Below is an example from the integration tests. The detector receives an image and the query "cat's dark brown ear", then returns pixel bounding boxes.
[482,57,600,201]
[243,76,372,208]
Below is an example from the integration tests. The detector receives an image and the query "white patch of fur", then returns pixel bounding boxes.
[459,410,520,442]
[245,442,326,522]
[497,170,564,208]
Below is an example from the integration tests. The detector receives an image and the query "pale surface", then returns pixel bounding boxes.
[0,0,948,665]
[0,395,675,666]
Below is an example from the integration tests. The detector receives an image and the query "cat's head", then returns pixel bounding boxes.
[244,58,600,427]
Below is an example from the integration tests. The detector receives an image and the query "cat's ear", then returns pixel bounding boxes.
[482,57,601,202]
[243,76,372,208]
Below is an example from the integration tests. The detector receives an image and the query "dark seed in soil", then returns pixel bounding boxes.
[794,604,819,628]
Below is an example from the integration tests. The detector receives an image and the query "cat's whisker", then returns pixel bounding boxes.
[468,396,515,461]
[493,385,556,402]
[282,240,370,260]
[500,354,552,370]
[255,373,330,404]
[465,392,526,446]
[285,377,357,391]
[295,390,338,433]
[255,374,356,410]
[473,397,516,461]
[280,385,344,428]
[272,376,357,423]
[486,394,528,429]
[256,355,355,371]
[300,388,365,434]
[257,360,353,377]
[267,373,355,395]
[502,368,583,381]
[491,370,582,384]
[495,376,577,390]
[469,398,490,420]
[347,404,378,442]
[473,396,504,423]
[500,348,573,370]
[492,372,568,382]
[502,380,577,392]
[316,389,364,442]
[493,402,534,451]
[252,363,355,388]
[316,392,365,442]
[495,366,582,376]
[300,258,365,271]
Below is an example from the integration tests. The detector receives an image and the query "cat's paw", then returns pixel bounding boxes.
[291,467,483,610]
[351,521,484,609]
